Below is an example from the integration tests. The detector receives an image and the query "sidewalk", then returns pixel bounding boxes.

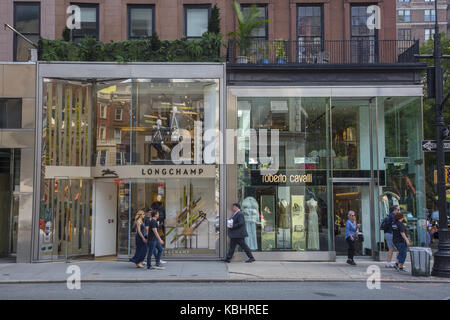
[0,258,449,284]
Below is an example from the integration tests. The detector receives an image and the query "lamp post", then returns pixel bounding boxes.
[430,0,450,278]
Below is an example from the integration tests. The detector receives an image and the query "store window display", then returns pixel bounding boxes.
[237,97,331,252]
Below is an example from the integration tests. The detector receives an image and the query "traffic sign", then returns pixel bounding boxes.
[422,140,450,152]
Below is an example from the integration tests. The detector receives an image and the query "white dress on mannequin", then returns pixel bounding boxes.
[242,197,260,251]
[307,198,320,250]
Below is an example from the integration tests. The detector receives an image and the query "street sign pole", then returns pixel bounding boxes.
[431,0,450,278]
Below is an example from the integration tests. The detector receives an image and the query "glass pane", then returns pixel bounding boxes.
[380,97,426,247]
[14,3,40,34]
[0,149,12,256]
[186,8,208,38]
[72,6,98,40]
[237,97,331,252]
[0,99,22,128]
[129,7,153,38]
[298,6,322,38]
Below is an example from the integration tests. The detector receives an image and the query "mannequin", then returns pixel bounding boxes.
[277,199,290,249]
[306,191,320,250]
[170,107,180,142]
[291,198,306,250]
[151,119,171,159]
[242,197,260,251]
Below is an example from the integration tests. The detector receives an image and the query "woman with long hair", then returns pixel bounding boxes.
[130,210,147,268]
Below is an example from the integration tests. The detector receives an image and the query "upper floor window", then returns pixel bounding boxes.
[397,0,410,3]
[100,105,107,119]
[184,5,210,39]
[297,6,322,42]
[425,28,435,41]
[398,28,412,41]
[14,2,40,61]
[424,9,436,22]
[397,10,411,23]
[0,99,22,129]
[115,108,123,121]
[127,5,155,39]
[424,0,435,3]
[241,4,268,39]
[71,3,99,42]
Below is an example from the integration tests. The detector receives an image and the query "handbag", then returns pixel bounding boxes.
[356,231,364,242]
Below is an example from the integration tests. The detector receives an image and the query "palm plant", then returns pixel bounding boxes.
[227,2,269,59]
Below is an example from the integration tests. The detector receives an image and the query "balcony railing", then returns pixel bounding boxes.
[226,39,419,65]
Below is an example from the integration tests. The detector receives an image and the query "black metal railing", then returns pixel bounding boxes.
[226,39,419,65]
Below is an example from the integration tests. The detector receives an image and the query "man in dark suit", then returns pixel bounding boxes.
[222,203,255,263]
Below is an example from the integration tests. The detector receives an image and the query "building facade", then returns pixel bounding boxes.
[1,0,399,62]
[397,0,448,43]
[0,1,429,263]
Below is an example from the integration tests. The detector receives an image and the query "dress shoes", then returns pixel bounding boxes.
[245,258,255,263]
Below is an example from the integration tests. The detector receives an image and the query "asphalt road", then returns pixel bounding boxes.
[0,282,449,300]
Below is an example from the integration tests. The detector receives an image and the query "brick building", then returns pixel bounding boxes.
[1,0,399,62]
[397,0,448,43]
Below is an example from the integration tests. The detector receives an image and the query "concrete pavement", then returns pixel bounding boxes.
[1,258,450,284]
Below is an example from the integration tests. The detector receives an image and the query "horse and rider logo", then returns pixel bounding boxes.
[101,169,118,177]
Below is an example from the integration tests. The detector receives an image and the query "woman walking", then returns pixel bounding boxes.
[130,210,147,268]
[345,210,358,266]
[392,211,411,272]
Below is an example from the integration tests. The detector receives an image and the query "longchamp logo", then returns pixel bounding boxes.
[102,169,119,177]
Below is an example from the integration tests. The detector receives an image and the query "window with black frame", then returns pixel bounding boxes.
[351,5,377,63]
[71,3,99,42]
[127,5,155,39]
[13,2,40,61]
[241,4,268,63]
[297,5,323,63]
[184,5,210,40]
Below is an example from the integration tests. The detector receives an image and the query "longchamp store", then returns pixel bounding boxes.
[27,62,427,262]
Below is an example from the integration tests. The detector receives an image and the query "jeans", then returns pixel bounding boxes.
[346,237,355,260]
[147,240,163,268]
[395,242,407,264]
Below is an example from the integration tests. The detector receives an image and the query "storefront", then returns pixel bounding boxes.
[33,62,226,261]
[31,62,427,262]
[226,85,426,260]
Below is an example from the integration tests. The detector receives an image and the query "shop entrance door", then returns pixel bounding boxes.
[94,181,117,257]
[331,98,378,258]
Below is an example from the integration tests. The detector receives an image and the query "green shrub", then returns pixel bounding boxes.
[38,33,223,63]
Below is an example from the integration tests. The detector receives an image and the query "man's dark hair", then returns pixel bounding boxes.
[389,205,398,213]
[232,203,241,209]
[151,210,159,217]
[394,212,404,221]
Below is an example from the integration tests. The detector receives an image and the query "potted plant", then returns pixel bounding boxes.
[260,42,270,64]
[275,38,286,64]
[228,2,270,63]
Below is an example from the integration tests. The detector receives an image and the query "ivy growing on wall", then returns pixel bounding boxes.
[38,32,223,62]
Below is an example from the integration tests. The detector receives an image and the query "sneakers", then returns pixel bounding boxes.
[398,267,408,272]
[159,260,167,264]
[154,265,165,270]
[346,259,356,266]
[245,258,255,263]
[394,263,399,271]
[147,266,156,270]
[385,262,394,268]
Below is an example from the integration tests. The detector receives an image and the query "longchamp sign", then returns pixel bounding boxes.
[45,165,216,179]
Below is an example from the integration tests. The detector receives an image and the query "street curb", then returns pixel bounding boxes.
[1,278,450,284]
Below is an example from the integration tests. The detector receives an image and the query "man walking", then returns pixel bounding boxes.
[382,205,399,268]
[145,210,165,270]
[222,203,255,263]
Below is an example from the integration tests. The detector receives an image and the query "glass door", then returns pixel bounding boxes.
[331,98,378,257]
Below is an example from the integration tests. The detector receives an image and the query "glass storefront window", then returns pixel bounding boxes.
[40,77,220,259]
[379,96,425,248]
[237,97,331,252]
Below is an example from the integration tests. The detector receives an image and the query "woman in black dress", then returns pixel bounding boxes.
[130,210,147,268]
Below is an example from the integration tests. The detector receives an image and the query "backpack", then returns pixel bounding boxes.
[380,217,389,231]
